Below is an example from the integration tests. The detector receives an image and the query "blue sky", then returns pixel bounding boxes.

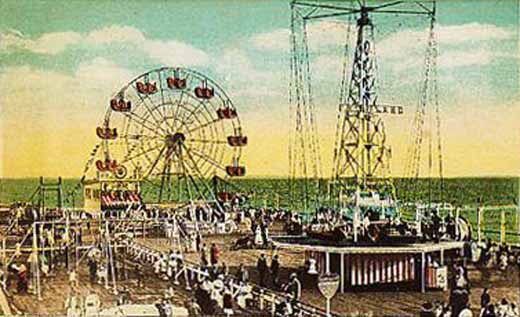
[0,0,519,177]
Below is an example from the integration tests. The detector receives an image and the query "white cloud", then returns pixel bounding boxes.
[250,20,351,52]
[1,60,134,120]
[0,30,82,55]
[250,29,290,51]
[0,25,209,67]
[379,23,514,58]
[378,23,514,70]
[438,50,494,69]
[144,40,209,67]
[0,60,139,177]
[436,23,513,45]
[85,25,146,45]
[75,57,134,92]
[215,48,284,98]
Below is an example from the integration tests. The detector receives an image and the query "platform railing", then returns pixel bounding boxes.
[130,240,341,317]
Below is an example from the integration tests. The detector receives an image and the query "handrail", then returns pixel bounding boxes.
[131,240,340,317]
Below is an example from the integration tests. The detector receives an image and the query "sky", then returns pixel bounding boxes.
[0,0,519,178]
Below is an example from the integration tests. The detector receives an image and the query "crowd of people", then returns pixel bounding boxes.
[470,239,520,271]
[124,231,308,317]
[421,255,520,317]
[5,199,520,317]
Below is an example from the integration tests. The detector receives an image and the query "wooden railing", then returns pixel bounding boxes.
[129,240,340,317]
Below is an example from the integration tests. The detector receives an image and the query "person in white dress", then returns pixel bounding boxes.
[458,305,472,317]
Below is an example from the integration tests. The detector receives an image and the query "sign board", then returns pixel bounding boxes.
[318,273,340,300]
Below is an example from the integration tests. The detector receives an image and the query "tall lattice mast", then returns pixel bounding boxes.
[290,0,436,207]
[333,6,391,192]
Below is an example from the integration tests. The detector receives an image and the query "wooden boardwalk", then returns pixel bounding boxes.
[145,233,519,316]
[3,228,519,316]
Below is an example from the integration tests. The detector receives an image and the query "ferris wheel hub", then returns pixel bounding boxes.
[165,132,186,148]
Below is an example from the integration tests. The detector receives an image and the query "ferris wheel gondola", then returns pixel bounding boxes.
[86,66,247,205]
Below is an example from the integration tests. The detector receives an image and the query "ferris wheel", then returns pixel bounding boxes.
[91,67,247,203]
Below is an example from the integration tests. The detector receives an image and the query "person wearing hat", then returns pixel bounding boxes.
[17,264,28,294]
[237,263,249,283]
[211,275,225,308]
[222,284,234,316]
[257,254,268,287]
[186,297,202,316]
[88,257,97,284]
[134,264,142,288]
[285,273,301,301]
[420,302,434,317]
[271,254,280,288]
[210,243,220,267]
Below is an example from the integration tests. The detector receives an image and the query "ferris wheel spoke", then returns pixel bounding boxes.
[183,100,207,125]
[176,104,209,134]
[182,144,226,172]
[186,100,221,128]
[143,145,167,178]
[187,118,222,134]
[121,143,163,164]
[179,157,210,199]
[132,85,167,130]
[181,144,225,212]
[121,111,166,137]
[186,138,227,145]
[121,134,162,141]
[170,93,186,132]
[158,101,176,133]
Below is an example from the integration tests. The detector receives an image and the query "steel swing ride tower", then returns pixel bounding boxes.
[290,0,436,208]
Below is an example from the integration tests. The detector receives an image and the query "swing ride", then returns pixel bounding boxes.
[285,0,472,244]
[82,67,247,213]
[273,0,476,292]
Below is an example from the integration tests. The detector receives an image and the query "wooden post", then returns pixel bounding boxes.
[500,209,506,244]
[2,239,6,285]
[104,222,110,291]
[259,289,264,310]
[32,222,42,300]
[455,207,460,239]
[354,188,360,243]
[57,177,63,211]
[421,252,426,293]
[517,179,520,245]
[75,225,79,270]
[440,249,444,266]
[40,177,45,217]
[477,207,482,243]
[270,293,276,316]
[325,252,330,274]
[340,253,345,293]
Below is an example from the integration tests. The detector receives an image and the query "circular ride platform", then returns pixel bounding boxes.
[272,236,465,293]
